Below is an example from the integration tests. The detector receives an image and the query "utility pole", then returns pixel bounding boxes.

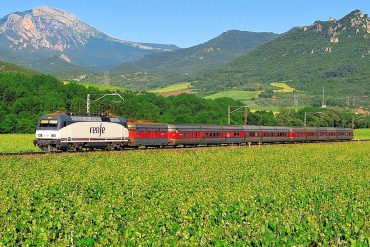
[86,93,124,116]
[227,106,231,126]
[244,107,248,125]
[104,71,110,86]
[293,91,299,106]
[321,86,326,108]
[228,105,248,125]
[87,94,91,115]
[346,97,350,107]
[304,112,307,127]
[352,115,355,129]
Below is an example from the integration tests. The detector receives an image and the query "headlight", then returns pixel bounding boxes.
[38,134,42,137]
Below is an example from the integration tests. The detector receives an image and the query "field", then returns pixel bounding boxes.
[270,82,295,93]
[149,82,191,95]
[353,128,370,140]
[0,134,39,153]
[0,142,369,245]
[205,90,262,100]
[64,81,126,92]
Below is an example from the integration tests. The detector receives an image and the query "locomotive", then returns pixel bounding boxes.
[33,113,353,151]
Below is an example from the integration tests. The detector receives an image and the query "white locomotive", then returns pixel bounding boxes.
[34,114,129,151]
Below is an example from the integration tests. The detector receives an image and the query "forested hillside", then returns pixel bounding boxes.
[194,10,369,106]
[1,72,369,133]
[0,60,36,74]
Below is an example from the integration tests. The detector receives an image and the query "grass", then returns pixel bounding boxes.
[0,134,39,153]
[270,81,295,93]
[354,128,370,140]
[0,142,369,245]
[150,82,191,94]
[64,81,126,91]
[205,90,262,100]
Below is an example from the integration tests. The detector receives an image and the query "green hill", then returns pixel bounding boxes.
[108,30,278,90]
[194,10,369,107]
[0,60,36,74]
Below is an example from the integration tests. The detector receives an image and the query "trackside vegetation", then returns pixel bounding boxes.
[0,134,39,153]
[1,72,369,134]
[0,142,369,245]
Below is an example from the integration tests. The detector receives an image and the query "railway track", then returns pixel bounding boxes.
[1,139,369,157]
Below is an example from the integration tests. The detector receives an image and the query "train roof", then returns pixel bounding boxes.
[40,114,126,123]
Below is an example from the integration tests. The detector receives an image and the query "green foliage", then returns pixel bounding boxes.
[193,11,370,108]
[64,81,127,92]
[0,72,245,133]
[0,142,369,244]
[0,60,37,74]
[259,90,273,98]
[1,72,369,134]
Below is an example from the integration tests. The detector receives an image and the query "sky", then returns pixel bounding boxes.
[1,0,369,48]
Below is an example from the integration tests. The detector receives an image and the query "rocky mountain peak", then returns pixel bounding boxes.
[0,6,102,52]
[302,9,369,44]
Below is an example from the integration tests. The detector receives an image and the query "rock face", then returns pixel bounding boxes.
[0,6,176,52]
[0,6,178,72]
[303,10,369,44]
[1,7,99,51]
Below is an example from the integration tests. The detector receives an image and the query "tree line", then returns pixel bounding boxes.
[0,72,369,133]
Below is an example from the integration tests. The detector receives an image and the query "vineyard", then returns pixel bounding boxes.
[0,142,369,245]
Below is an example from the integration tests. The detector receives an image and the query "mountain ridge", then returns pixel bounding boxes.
[106,30,279,90]
[0,6,179,73]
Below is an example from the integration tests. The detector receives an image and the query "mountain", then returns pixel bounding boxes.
[0,6,178,75]
[194,10,369,101]
[107,30,278,90]
[114,30,278,73]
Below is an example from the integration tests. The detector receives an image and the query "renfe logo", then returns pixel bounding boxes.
[90,123,106,137]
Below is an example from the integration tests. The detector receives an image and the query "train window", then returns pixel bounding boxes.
[101,117,111,122]
[39,119,59,127]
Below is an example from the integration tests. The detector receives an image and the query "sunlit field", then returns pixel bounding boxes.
[0,142,369,245]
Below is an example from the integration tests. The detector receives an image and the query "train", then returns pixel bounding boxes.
[33,113,353,151]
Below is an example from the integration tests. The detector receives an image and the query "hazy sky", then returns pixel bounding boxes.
[1,0,369,47]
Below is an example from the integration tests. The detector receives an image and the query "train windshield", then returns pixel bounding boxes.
[39,119,59,128]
